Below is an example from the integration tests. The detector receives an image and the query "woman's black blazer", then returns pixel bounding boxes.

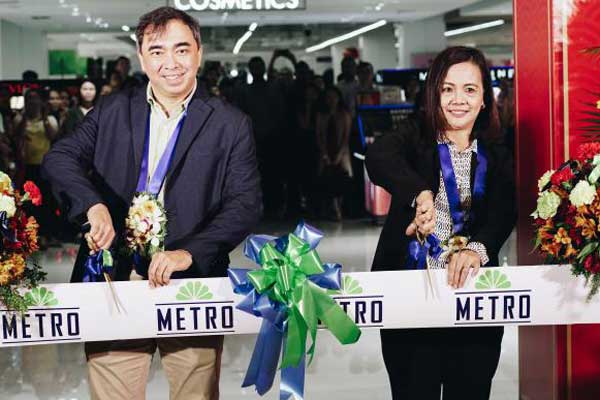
[365,120,517,271]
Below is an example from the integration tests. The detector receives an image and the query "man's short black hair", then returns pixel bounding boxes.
[22,70,39,82]
[135,6,201,52]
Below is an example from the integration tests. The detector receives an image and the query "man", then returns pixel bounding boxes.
[336,56,359,117]
[237,56,285,218]
[42,6,261,400]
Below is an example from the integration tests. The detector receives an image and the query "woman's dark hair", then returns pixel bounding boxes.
[423,46,500,143]
[136,6,202,51]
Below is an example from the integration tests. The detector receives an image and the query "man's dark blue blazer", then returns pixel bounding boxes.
[42,83,262,282]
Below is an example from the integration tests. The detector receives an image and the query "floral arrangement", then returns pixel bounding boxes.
[124,193,167,258]
[533,142,600,298]
[0,171,46,311]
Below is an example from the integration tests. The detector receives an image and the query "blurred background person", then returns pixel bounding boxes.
[13,89,60,247]
[316,86,352,221]
[108,71,123,92]
[337,56,359,117]
[100,84,113,97]
[294,82,322,216]
[357,62,380,106]
[47,89,68,127]
[237,56,286,219]
[61,80,97,138]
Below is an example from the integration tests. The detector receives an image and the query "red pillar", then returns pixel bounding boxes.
[515,0,600,399]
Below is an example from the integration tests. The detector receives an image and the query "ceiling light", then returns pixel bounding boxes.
[305,19,387,53]
[249,22,258,32]
[375,2,384,11]
[230,69,239,77]
[444,19,505,37]
[233,31,253,55]
[130,33,137,42]
[121,25,130,32]
[86,16,92,23]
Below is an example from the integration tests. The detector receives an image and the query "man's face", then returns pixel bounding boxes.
[137,19,202,101]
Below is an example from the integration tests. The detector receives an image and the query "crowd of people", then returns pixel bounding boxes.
[0,60,138,248]
[0,48,515,248]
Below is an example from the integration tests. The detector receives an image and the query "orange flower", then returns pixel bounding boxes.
[564,244,578,259]
[8,254,25,280]
[24,216,39,253]
[0,254,25,285]
[554,227,571,245]
[575,215,597,239]
[541,241,561,257]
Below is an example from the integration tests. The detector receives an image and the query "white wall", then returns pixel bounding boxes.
[358,24,397,71]
[0,19,48,80]
[397,16,447,68]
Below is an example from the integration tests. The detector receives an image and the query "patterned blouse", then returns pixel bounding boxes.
[427,139,489,269]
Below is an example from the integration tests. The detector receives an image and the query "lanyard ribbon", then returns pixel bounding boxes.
[437,142,487,236]
[132,107,187,276]
[135,109,188,196]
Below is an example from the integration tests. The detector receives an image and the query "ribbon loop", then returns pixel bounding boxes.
[228,221,362,399]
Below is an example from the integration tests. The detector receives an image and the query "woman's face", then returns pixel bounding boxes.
[60,91,70,109]
[440,61,484,133]
[48,90,61,111]
[80,82,96,103]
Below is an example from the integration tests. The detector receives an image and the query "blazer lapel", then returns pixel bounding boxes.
[165,87,213,181]
[130,86,150,188]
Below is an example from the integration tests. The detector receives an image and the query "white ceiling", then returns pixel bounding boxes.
[0,0,484,32]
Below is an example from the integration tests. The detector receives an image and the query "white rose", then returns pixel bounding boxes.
[531,190,561,219]
[151,222,161,234]
[150,237,160,247]
[538,170,555,192]
[0,172,13,194]
[0,194,16,217]
[570,180,597,207]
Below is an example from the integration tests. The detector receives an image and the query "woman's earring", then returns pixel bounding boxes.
[481,103,486,109]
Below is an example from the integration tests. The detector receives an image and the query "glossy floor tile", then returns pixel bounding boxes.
[0,220,518,399]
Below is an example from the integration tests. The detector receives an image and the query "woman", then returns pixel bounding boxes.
[61,80,97,138]
[47,89,67,127]
[315,86,352,221]
[13,89,60,246]
[366,46,516,399]
[293,82,321,215]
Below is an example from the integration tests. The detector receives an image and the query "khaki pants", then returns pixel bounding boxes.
[85,335,223,400]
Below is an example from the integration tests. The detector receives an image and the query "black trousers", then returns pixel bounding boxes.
[380,327,503,400]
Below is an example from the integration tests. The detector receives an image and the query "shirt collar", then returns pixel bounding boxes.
[146,79,197,117]
[438,138,478,154]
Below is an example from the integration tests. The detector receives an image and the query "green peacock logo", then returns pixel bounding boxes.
[176,282,213,301]
[475,270,511,290]
[24,287,59,307]
[328,276,363,295]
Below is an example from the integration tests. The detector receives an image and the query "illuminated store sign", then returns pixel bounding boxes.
[174,0,305,11]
